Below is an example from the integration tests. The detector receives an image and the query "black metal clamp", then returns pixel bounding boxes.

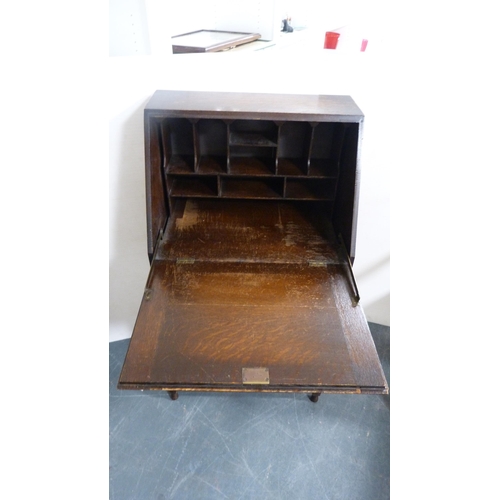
[338,233,361,305]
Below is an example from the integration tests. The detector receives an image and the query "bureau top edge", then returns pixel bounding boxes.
[144,90,364,122]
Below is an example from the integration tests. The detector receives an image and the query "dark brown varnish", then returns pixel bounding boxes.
[118,91,388,398]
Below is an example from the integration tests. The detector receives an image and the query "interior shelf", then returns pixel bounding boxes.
[277,121,310,176]
[309,122,345,177]
[285,178,336,200]
[221,178,283,199]
[166,155,195,174]
[229,132,277,147]
[276,158,307,176]
[159,116,350,204]
[196,119,227,173]
[308,159,338,178]
[197,156,227,174]
[162,118,196,171]
[168,175,218,198]
[228,157,276,176]
[229,119,278,146]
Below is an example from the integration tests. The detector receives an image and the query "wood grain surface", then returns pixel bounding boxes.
[119,200,388,394]
[145,91,364,123]
[122,91,387,397]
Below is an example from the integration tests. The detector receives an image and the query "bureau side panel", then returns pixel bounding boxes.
[332,121,362,263]
[145,112,168,260]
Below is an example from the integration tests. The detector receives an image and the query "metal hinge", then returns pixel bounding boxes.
[337,233,361,305]
[176,258,195,265]
[308,260,328,267]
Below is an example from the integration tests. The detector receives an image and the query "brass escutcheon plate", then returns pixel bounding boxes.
[242,367,270,384]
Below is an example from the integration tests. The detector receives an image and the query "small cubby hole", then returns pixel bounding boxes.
[277,121,311,176]
[167,174,218,198]
[229,119,278,146]
[228,120,278,176]
[221,177,284,199]
[285,177,336,200]
[162,118,195,173]
[196,119,228,174]
[309,123,346,177]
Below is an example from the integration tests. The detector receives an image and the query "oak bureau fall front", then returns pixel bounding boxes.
[118,90,388,402]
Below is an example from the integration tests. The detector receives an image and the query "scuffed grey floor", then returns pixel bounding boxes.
[109,323,389,500]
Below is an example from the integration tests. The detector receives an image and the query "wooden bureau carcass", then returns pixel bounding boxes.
[118,90,388,403]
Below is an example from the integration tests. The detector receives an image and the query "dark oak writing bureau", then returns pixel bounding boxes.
[118,90,388,402]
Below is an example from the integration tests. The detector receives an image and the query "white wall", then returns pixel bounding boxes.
[109,0,151,56]
[109,1,392,341]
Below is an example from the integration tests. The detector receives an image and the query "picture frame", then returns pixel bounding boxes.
[172,29,261,53]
